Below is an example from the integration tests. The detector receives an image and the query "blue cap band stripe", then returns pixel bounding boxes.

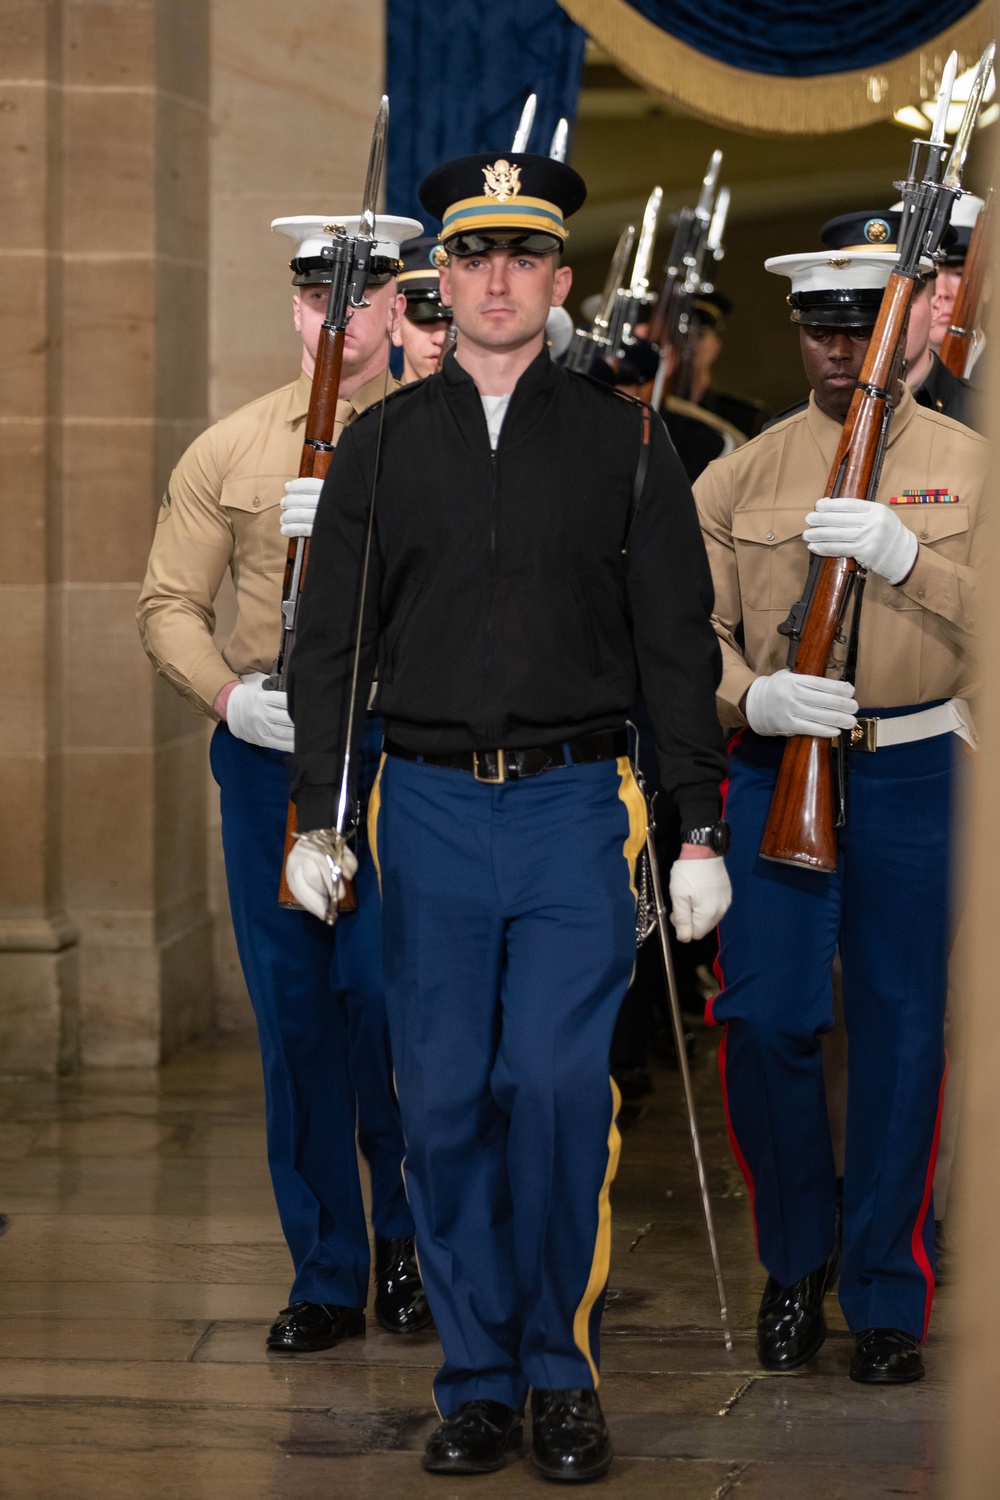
[442,201,564,230]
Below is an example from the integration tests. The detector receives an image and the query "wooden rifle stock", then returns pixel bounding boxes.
[938,193,992,376]
[275,315,358,912]
[759,273,915,871]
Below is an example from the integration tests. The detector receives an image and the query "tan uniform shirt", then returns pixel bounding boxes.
[694,387,987,729]
[137,368,394,716]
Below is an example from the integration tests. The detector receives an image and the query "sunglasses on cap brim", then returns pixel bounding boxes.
[443,230,563,256]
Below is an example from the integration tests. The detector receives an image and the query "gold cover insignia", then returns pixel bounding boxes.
[483,159,522,203]
[827,257,851,268]
[431,245,449,268]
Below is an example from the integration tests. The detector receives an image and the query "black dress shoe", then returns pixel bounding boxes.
[530,1387,613,1483]
[265,1300,365,1353]
[374,1235,434,1334]
[422,1399,522,1474]
[850,1328,925,1384]
[757,1257,834,1371]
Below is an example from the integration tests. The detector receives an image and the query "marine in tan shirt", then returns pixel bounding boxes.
[137,364,393,716]
[697,383,985,727]
[694,243,985,1391]
[136,210,435,1356]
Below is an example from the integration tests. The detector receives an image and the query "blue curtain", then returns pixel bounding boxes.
[622,0,981,77]
[385,0,587,231]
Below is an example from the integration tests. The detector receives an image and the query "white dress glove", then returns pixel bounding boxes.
[285,839,358,923]
[225,671,295,752]
[804,495,918,584]
[669,856,732,943]
[745,668,858,739]
[280,477,324,538]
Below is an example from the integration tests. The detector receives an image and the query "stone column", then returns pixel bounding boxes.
[0,0,213,1072]
[208,0,385,1027]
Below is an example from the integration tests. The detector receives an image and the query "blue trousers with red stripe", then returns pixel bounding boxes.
[370,752,645,1415]
[712,717,959,1340]
[211,717,412,1309]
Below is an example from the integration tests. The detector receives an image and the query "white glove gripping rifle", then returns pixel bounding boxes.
[631,737,733,1352]
[276,96,393,916]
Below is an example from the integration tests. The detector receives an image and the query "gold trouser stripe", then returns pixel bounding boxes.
[572,761,646,1381]
[366,752,386,896]
[573,1077,623,1385]
[615,755,648,899]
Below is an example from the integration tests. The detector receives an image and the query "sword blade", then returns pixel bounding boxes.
[359,94,389,241]
[644,826,733,1352]
[512,93,537,152]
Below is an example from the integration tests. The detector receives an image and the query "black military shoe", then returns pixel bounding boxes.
[850,1328,925,1385]
[530,1387,613,1483]
[266,1300,365,1353]
[757,1257,834,1371]
[374,1235,434,1334]
[422,1399,522,1474]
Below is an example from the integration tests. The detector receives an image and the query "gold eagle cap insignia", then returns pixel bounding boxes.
[483,159,522,203]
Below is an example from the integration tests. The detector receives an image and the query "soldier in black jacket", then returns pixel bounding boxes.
[285,152,731,1484]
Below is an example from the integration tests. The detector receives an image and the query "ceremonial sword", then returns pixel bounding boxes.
[633,758,733,1352]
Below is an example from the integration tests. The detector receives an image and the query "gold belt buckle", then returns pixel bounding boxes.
[850,717,878,753]
[473,749,506,784]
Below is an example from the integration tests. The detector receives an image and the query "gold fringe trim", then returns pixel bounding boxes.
[559,0,994,135]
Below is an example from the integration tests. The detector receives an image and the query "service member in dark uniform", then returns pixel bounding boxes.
[822,212,978,428]
[687,291,769,438]
[285,152,731,1482]
[696,242,986,1386]
[392,235,453,382]
[137,212,432,1356]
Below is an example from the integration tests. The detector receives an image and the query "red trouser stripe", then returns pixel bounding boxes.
[912,1054,948,1342]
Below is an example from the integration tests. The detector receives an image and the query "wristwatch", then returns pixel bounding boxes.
[681,821,731,854]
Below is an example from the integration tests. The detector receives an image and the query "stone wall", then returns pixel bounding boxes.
[0,0,386,1071]
[0,0,213,1072]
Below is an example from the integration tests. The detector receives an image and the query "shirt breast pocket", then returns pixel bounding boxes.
[882,503,970,609]
[730,509,808,614]
[219,475,286,576]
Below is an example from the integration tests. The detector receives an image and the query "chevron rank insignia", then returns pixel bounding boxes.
[889,489,959,504]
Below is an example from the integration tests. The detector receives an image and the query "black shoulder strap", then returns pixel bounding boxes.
[624,404,652,553]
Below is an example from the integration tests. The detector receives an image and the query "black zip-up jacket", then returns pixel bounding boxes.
[289,348,726,832]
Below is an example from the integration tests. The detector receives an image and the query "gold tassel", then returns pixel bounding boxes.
[558,0,994,135]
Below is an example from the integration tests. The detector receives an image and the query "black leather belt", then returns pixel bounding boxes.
[384,729,628,784]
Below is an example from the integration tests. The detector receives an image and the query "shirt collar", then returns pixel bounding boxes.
[803,383,918,469]
[287,367,397,427]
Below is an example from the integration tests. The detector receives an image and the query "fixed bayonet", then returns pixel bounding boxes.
[944,43,995,189]
[695,149,722,223]
[564,223,635,372]
[549,117,569,162]
[930,50,959,146]
[705,184,730,262]
[512,92,537,152]
[347,94,389,309]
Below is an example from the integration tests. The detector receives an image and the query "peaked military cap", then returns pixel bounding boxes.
[821,209,954,263]
[692,289,732,333]
[398,236,453,324]
[765,249,898,327]
[419,153,586,255]
[272,214,423,286]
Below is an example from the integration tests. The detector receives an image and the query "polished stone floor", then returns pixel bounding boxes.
[0,1032,948,1498]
